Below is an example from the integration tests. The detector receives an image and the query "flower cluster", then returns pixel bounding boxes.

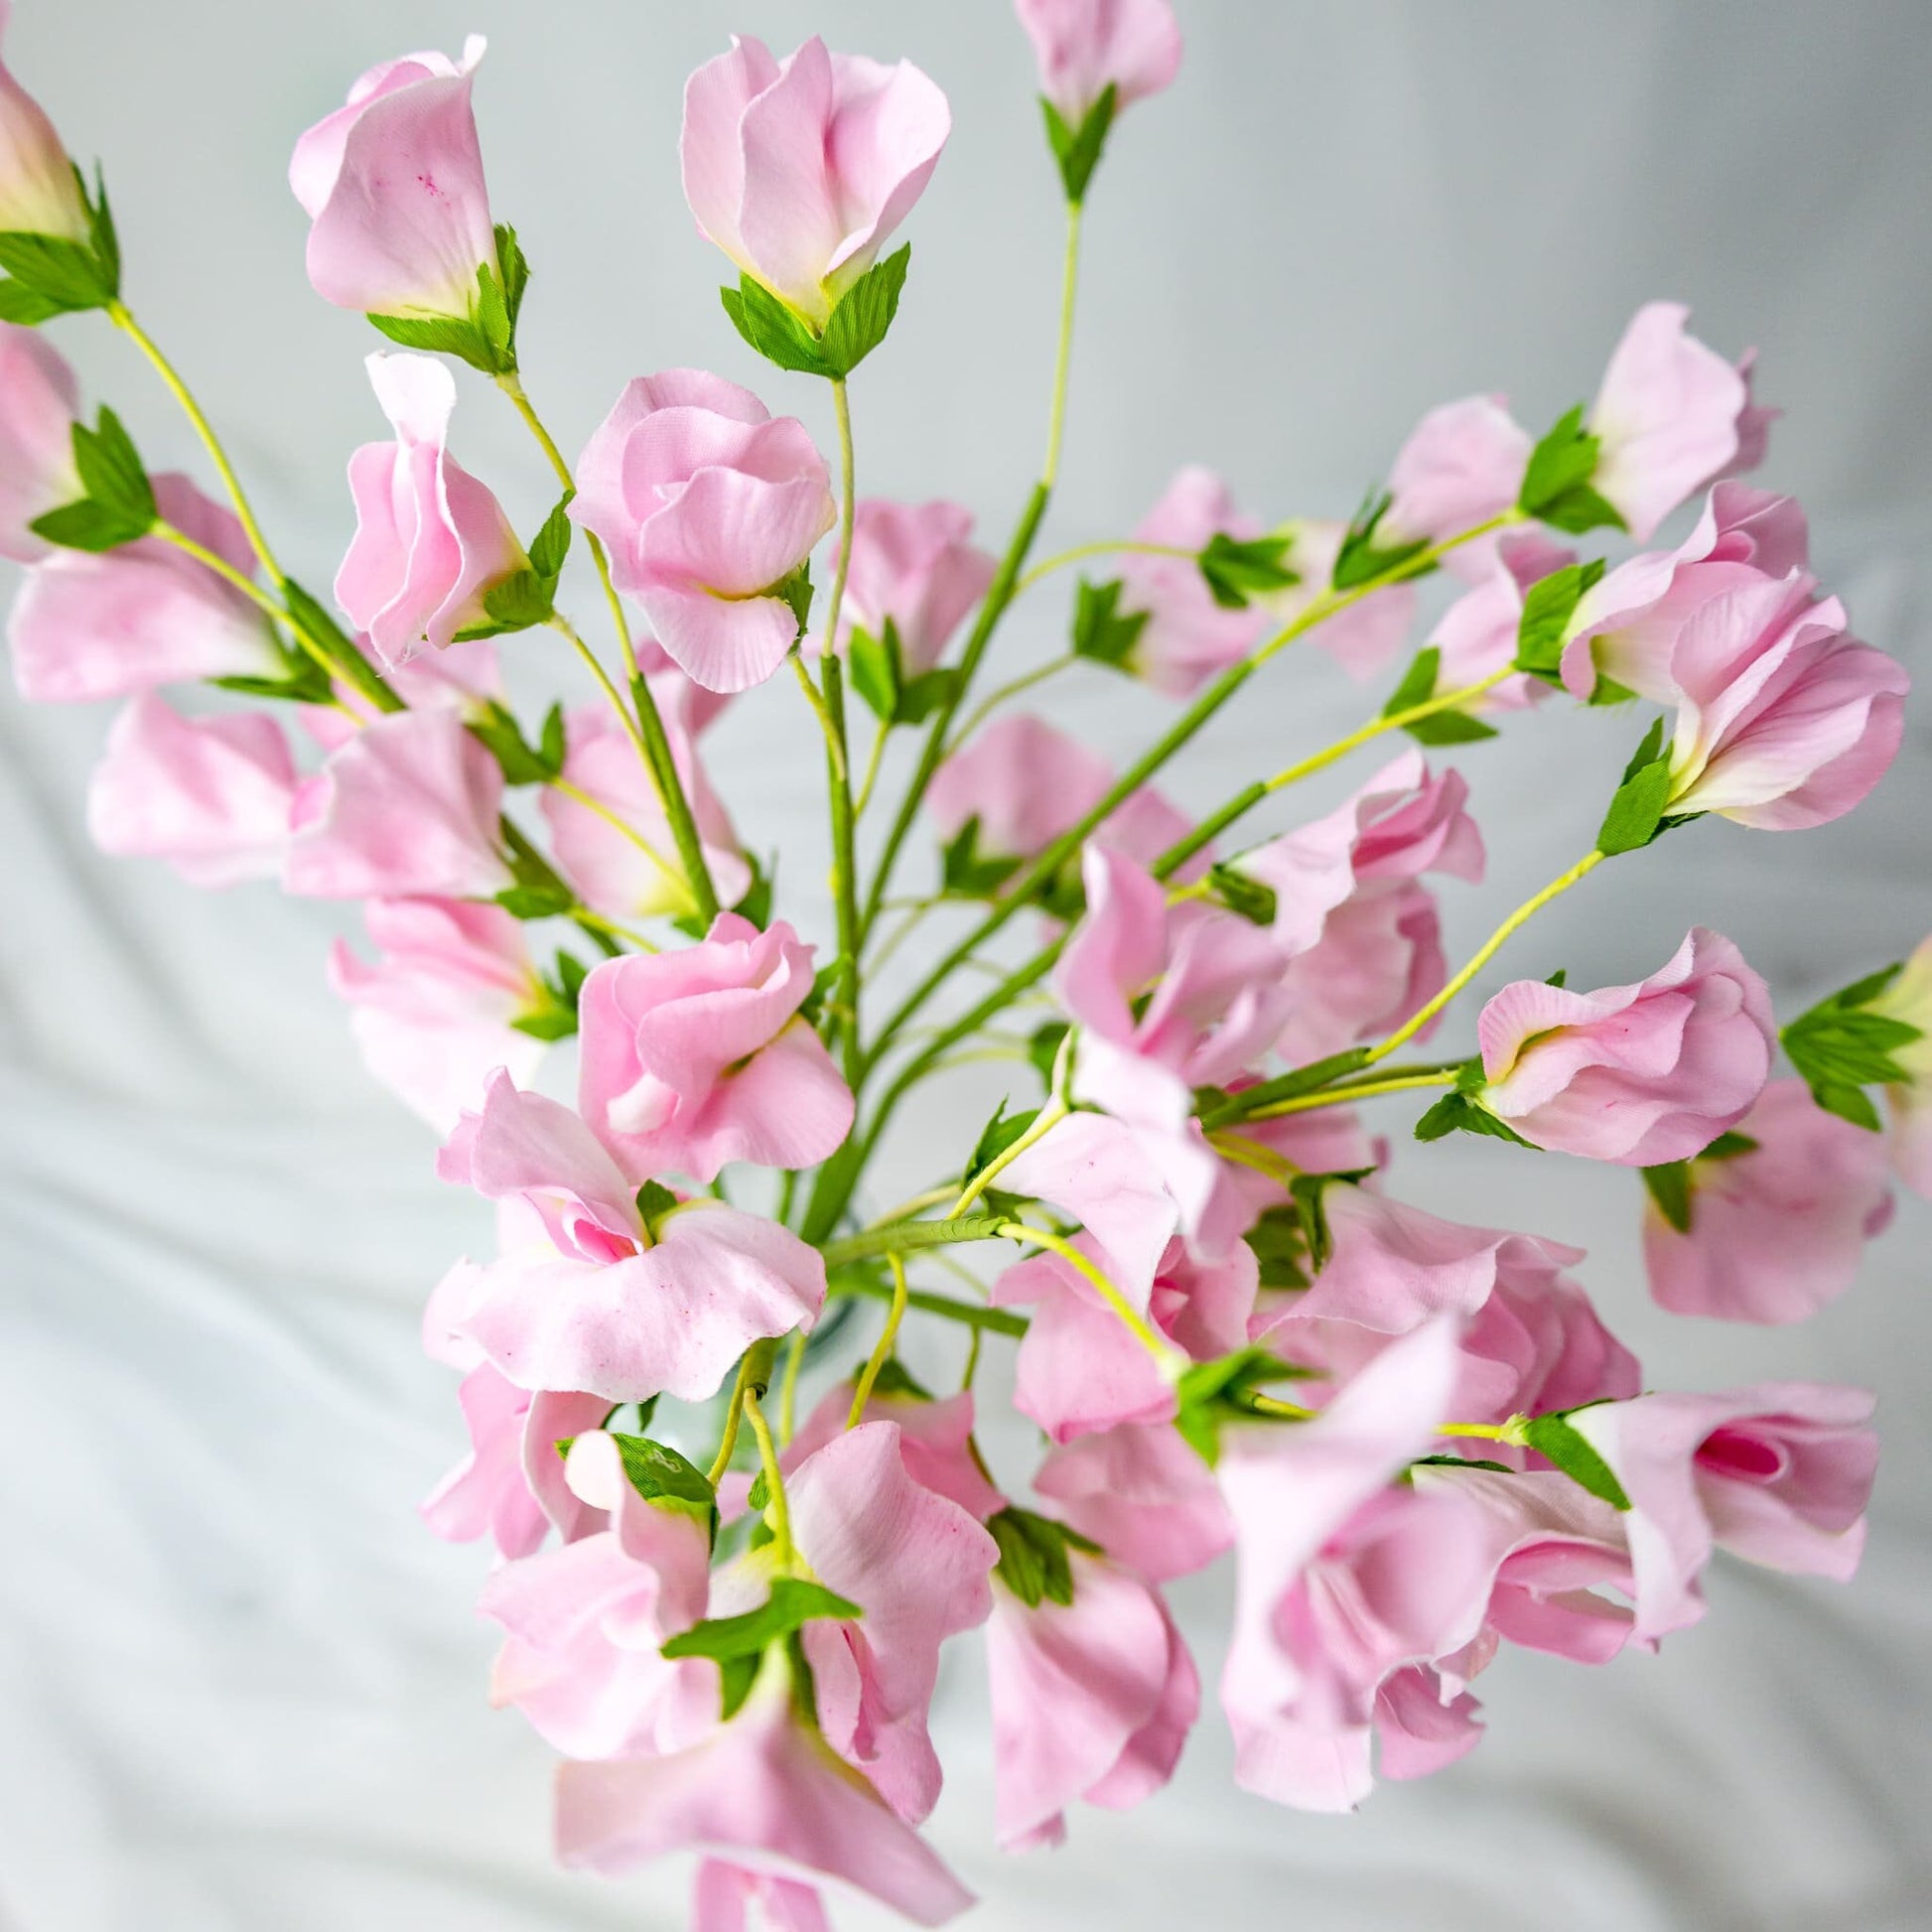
[1,1,1920,1925]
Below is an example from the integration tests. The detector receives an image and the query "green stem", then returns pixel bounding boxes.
[707,1337,778,1486]
[1013,541,1190,598]
[946,651,1077,751]
[820,378,863,1085]
[847,1253,909,1427]
[996,1221,1170,1361]
[826,1268,1029,1338]
[1236,1068,1457,1123]
[820,1213,1010,1272]
[1040,199,1082,491]
[742,1385,792,1568]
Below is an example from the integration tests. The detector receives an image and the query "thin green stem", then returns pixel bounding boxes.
[1014,541,1189,598]
[947,652,1077,751]
[826,1267,1029,1338]
[996,1221,1171,1362]
[820,378,863,1085]
[949,1095,1068,1218]
[1240,1069,1457,1122]
[707,1337,780,1486]
[110,303,285,587]
[777,1328,807,1446]
[547,612,658,776]
[742,1386,792,1569]
[1363,848,1605,1066]
[820,1214,1009,1272]
[1040,200,1082,490]
[847,1253,909,1427]
[853,719,892,820]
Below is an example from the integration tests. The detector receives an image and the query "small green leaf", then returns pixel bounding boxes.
[1701,1130,1758,1162]
[1210,865,1279,927]
[720,276,832,377]
[849,623,901,724]
[1040,85,1117,204]
[969,1099,1040,1179]
[940,816,1022,898]
[662,1578,862,1715]
[732,853,774,930]
[211,654,336,706]
[1640,1160,1694,1234]
[863,1356,934,1402]
[1198,530,1300,609]
[895,666,958,726]
[1070,577,1150,669]
[1512,558,1607,683]
[28,497,149,551]
[1196,1046,1373,1129]
[1332,490,1432,591]
[0,229,116,312]
[818,243,911,378]
[1243,1203,1311,1290]
[365,308,498,371]
[1519,1411,1631,1510]
[0,279,69,324]
[1173,1346,1315,1466]
[1382,647,1442,715]
[988,1506,1099,1607]
[470,699,565,784]
[493,223,530,336]
[1028,1021,1071,1089]
[71,406,155,528]
[1595,718,1674,857]
[633,1179,681,1236]
[527,489,575,580]
[1414,1091,1536,1147]
[1517,405,1627,534]
[470,567,558,636]
[607,1433,718,1546]
[83,164,120,296]
[495,883,575,921]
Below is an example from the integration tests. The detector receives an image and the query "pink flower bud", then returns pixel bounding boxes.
[336,352,527,669]
[831,498,994,672]
[570,370,835,693]
[289,37,497,321]
[1014,0,1183,124]
[1867,936,1932,1199]
[1382,393,1532,553]
[681,36,950,327]
[0,3,89,241]
[85,694,297,887]
[0,320,80,561]
[1477,927,1775,1166]
[9,473,281,703]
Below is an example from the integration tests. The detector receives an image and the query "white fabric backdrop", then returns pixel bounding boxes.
[3,3,1931,1927]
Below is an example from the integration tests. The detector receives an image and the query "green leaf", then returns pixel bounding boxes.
[1197,1046,1373,1129]
[940,815,1022,898]
[471,567,558,635]
[0,229,115,311]
[211,654,336,707]
[1701,1130,1758,1162]
[365,308,499,371]
[527,489,574,580]
[818,243,911,378]
[1209,865,1278,927]
[1332,490,1432,591]
[1029,1021,1070,1089]
[1640,1160,1694,1234]
[720,276,833,377]
[1517,405,1627,534]
[988,1506,1100,1607]
[1198,530,1300,610]
[1779,961,1919,1131]
[1414,1091,1536,1147]
[1382,647,1442,715]
[1512,558,1607,683]
[661,1578,863,1715]
[495,882,575,921]
[1587,674,1639,708]
[1070,577,1150,669]
[1409,709,1500,746]
[1381,643,1501,741]
[1519,1411,1631,1510]
[469,699,565,784]
[969,1099,1040,1179]
[1040,85,1117,204]
[28,497,149,551]
[1173,1346,1315,1466]
[0,278,69,324]
[1595,717,1673,856]
[634,1179,681,1235]
[606,1433,718,1545]
[493,223,530,337]
[896,666,958,726]
[71,406,155,527]
[732,853,774,930]
[1243,1203,1311,1290]
[848,623,901,724]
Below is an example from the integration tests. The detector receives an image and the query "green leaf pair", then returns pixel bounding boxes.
[1517,405,1626,535]
[1040,85,1118,204]
[1594,715,1677,857]
[1197,530,1300,610]
[29,406,155,553]
[988,1505,1099,1607]
[940,815,1024,899]
[1380,646,1500,745]
[0,166,120,324]
[1781,963,1919,1131]
[1070,576,1151,669]
[471,699,567,787]
[511,947,591,1043]
[1413,1088,1535,1149]
[455,491,576,641]
[1511,558,1607,685]
[720,244,911,382]
[1173,1345,1317,1466]
[1332,491,1434,593]
[367,224,529,377]
[662,1577,863,1720]
[849,618,960,728]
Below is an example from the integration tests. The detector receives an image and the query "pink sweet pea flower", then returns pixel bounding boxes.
[283,708,509,900]
[1587,302,1753,542]
[336,352,528,668]
[571,369,835,693]
[782,1380,1004,1524]
[693,1863,829,1932]
[925,713,1197,879]
[289,37,499,322]
[482,1429,718,1758]
[995,1234,1255,1443]
[84,695,297,887]
[1657,579,1908,832]
[1868,936,1932,1197]
[681,37,950,328]
[328,896,551,1131]
[556,1644,974,1927]
[988,1547,1198,1850]
[1566,1383,1878,1641]
[1381,394,1533,555]
[781,1422,999,1823]
[1228,750,1482,1065]
[420,1364,607,1561]
[1113,467,1268,698]
[539,703,751,926]
[9,473,281,703]
[1427,528,1577,711]
[1034,1420,1234,1582]
[300,633,501,753]
[0,2,89,241]
[437,1070,824,1404]
[1475,927,1774,1165]
[829,498,995,672]
[0,320,81,561]
[1643,1078,1895,1324]
[576,914,853,1185]
[1262,517,1419,679]
[1263,1186,1640,1430]
[1014,0,1181,123]
[1219,1317,1474,1810]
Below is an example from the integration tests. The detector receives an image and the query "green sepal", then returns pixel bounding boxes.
[1517,405,1627,534]
[661,1578,863,1719]
[848,617,962,729]
[29,496,149,552]
[1029,1021,1071,1089]
[1781,964,1919,1130]
[211,651,337,708]
[1243,1203,1311,1290]
[1640,1160,1694,1234]
[1414,1090,1536,1148]
[29,404,158,552]
[1512,557,1607,683]
[771,561,814,637]
[470,699,566,785]
[1173,1346,1316,1466]
[0,214,118,320]
[1594,716,1674,857]
[606,1433,719,1548]
[987,1505,1100,1608]
[1702,1130,1758,1161]
[720,244,911,381]
[1332,490,1432,592]
[511,945,590,1041]
[1198,530,1299,610]
[1380,645,1500,744]
[1196,1046,1373,1129]
[1039,85,1117,205]
[940,815,1022,898]
[968,1098,1041,1181]
[368,228,527,376]
[1518,1410,1631,1510]
[1070,576,1150,669]
[1209,865,1279,927]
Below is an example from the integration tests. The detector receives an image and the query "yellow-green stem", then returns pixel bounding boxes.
[997,1221,1170,1361]
[1242,1069,1459,1122]
[1014,540,1190,598]
[1040,200,1082,489]
[778,1329,807,1447]
[743,1385,793,1569]
[847,1253,910,1428]
[819,378,863,1085]
[947,651,1077,750]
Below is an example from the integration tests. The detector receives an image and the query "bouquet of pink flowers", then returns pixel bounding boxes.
[5,1,1927,1923]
